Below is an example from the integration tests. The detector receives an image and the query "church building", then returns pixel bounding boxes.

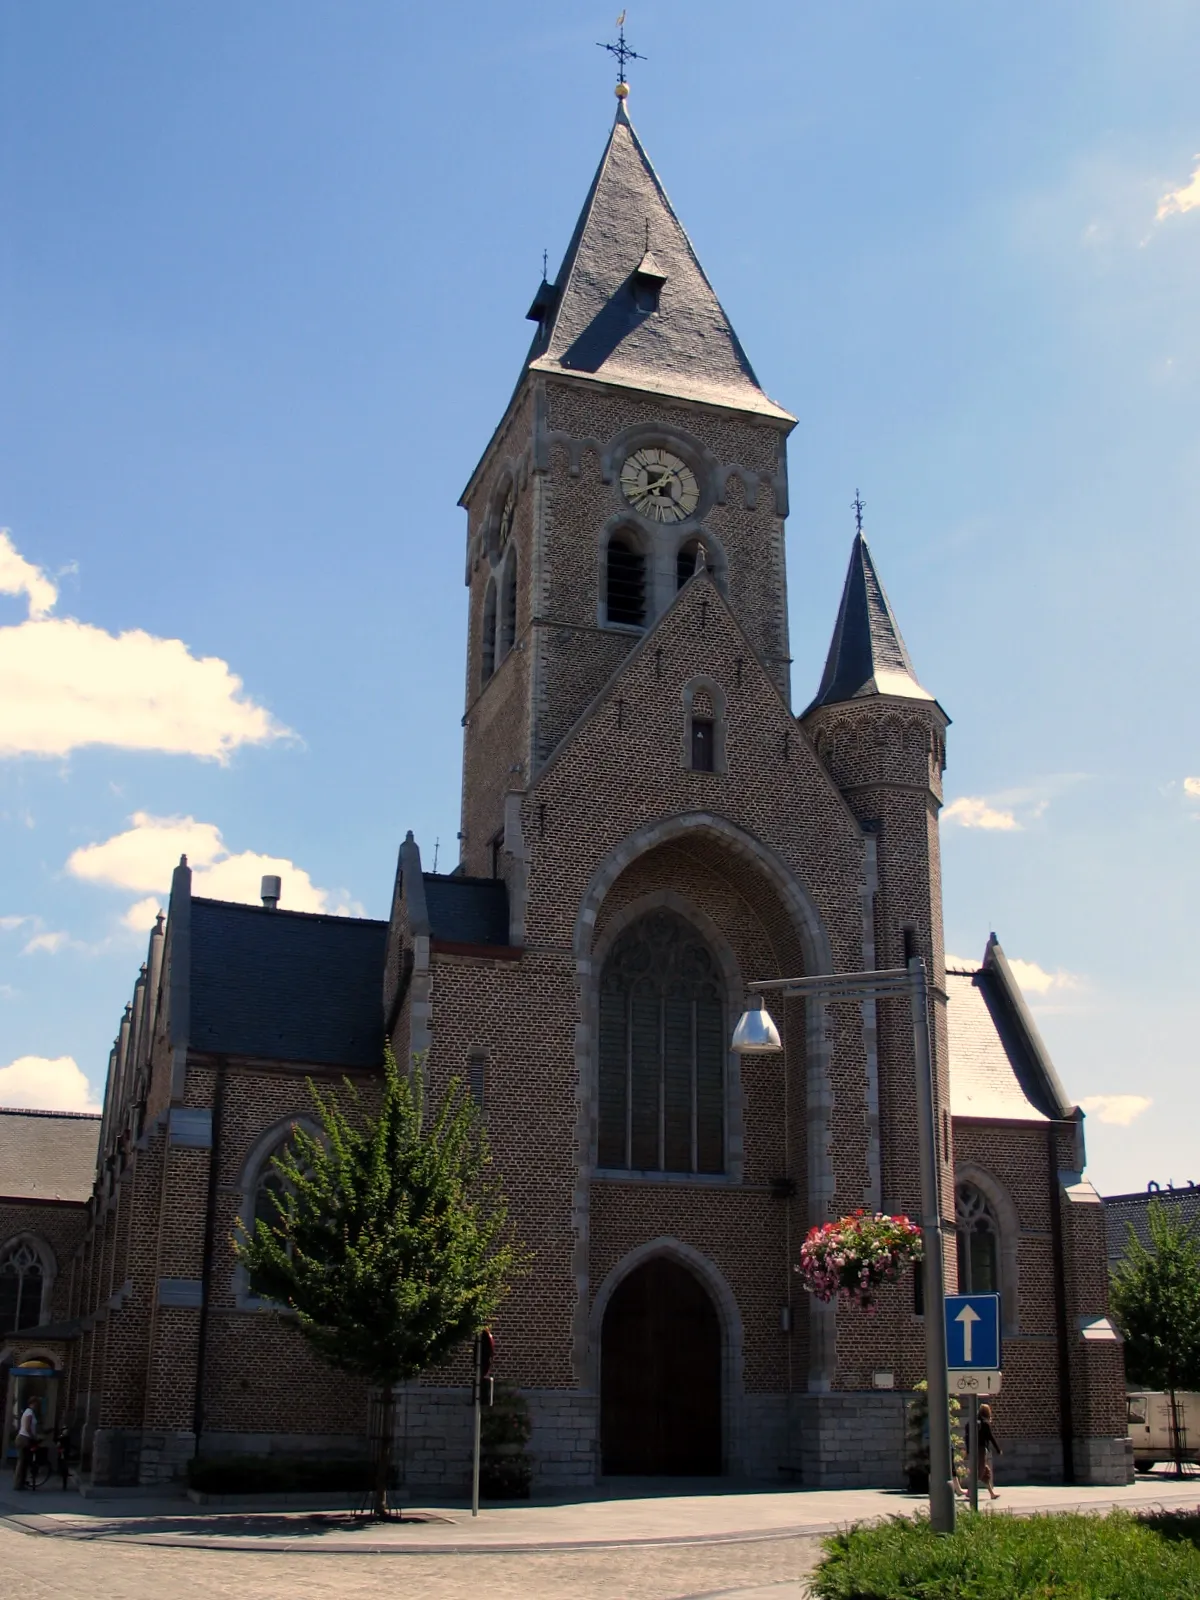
[1,88,1128,1491]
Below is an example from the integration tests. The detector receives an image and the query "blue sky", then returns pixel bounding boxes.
[1,1,1197,1197]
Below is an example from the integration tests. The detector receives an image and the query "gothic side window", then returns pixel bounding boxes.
[248,1136,309,1298]
[597,910,725,1175]
[606,534,646,627]
[955,1182,1000,1294]
[481,579,497,685]
[676,538,700,589]
[0,1240,45,1335]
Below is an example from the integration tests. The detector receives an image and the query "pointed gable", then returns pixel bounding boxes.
[803,532,934,713]
[524,104,792,421]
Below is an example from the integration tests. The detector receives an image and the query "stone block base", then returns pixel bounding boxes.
[91,1426,143,1487]
[785,1391,908,1489]
[1073,1435,1131,1486]
[137,1429,196,1487]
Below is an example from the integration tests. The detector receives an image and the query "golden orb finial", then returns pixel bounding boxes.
[615,80,630,99]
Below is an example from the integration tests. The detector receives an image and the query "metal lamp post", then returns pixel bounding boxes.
[732,957,956,1534]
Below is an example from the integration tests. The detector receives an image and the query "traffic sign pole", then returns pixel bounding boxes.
[910,959,956,1535]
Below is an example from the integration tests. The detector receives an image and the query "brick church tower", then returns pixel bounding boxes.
[15,85,1125,1494]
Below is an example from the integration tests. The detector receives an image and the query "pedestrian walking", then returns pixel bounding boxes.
[976,1401,1002,1500]
[12,1397,39,1490]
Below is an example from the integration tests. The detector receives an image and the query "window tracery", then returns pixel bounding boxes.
[597,910,725,1175]
[0,1240,46,1335]
[955,1181,1000,1294]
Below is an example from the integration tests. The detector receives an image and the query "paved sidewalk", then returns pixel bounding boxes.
[2,1472,1198,1555]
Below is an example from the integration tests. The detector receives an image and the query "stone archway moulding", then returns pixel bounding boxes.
[569,811,839,1392]
[589,1236,745,1476]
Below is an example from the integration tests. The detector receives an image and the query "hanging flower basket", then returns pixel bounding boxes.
[796,1211,924,1313]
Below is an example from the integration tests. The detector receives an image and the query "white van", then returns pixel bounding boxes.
[1127,1391,1200,1471]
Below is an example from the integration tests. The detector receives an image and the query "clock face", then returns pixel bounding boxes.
[620,448,700,524]
[498,483,516,548]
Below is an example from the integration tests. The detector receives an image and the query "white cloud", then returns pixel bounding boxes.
[1184,776,1200,798]
[943,796,1020,831]
[1079,1094,1153,1127]
[0,914,29,932]
[0,531,291,762]
[0,529,57,620]
[0,1054,100,1112]
[1157,157,1200,222]
[1007,957,1084,995]
[68,811,361,924]
[21,930,74,955]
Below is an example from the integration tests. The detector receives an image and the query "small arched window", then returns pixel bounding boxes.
[499,552,518,659]
[598,910,726,1175]
[481,579,497,685]
[606,535,646,627]
[956,1182,1000,1293]
[0,1240,45,1335]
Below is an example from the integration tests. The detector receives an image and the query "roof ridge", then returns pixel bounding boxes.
[0,1106,101,1121]
[191,896,386,928]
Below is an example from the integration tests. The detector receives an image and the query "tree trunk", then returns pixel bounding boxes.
[373,1385,395,1518]
[1169,1386,1184,1479]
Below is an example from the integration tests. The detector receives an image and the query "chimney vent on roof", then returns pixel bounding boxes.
[261,875,281,910]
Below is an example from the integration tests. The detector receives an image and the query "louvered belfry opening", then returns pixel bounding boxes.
[481,580,497,684]
[597,910,726,1173]
[606,534,646,626]
[676,539,699,589]
[500,553,518,657]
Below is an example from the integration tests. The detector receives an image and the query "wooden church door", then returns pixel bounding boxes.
[600,1256,722,1475]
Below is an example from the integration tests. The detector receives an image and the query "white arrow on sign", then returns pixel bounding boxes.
[956,1303,981,1363]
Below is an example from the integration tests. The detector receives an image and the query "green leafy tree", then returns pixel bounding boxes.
[1110,1198,1200,1475]
[234,1046,527,1516]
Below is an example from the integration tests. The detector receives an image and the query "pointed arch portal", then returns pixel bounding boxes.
[600,1255,721,1475]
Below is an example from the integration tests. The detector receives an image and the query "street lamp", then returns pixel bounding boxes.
[732,957,956,1534]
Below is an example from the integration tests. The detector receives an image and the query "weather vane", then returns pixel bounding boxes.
[852,489,865,534]
[597,10,645,92]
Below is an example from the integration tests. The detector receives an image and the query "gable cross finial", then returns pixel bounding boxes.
[542,248,548,281]
[597,10,645,97]
[852,488,865,535]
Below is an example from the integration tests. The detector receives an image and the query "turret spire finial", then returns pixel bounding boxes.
[852,488,865,535]
[597,10,645,99]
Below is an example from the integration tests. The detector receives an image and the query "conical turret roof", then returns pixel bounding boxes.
[803,532,934,713]
[522,101,792,421]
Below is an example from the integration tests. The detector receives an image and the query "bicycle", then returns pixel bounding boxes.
[24,1441,70,1491]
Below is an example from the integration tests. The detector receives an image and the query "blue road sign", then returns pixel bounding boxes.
[945,1293,1001,1370]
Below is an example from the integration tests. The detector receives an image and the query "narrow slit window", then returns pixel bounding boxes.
[676,540,700,589]
[606,536,646,627]
[467,1051,487,1109]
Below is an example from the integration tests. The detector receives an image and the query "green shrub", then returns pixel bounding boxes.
[186,1454,374,1495]
[479,1381,533,1500]
[811,1508,1200,1599]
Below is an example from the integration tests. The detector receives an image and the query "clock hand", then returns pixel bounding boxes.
[643,471,676,495]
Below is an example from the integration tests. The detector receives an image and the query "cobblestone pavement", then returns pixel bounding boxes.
[0,1522,819,1599]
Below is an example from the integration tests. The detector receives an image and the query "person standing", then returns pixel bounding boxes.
[977,1402,1002,1500]
[13,1397,38,1490]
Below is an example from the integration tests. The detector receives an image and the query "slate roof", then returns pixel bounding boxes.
[521,102,792,421]
[422,875,510,947]
[947,938,1072,1124]
[0,1109,99,1202]
[1105,1188,1200,1264]
[189,899,387,1067]
[804,533,935,714]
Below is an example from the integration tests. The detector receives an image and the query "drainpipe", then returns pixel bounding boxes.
[192,1061,227,1454]
[1047,1122,1075,1484]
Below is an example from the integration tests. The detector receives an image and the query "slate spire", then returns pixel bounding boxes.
[522,100,792,421]
[803,532,934,713]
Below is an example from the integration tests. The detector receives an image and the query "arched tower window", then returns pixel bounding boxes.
[499,552,518,659]
[606,534,646,627]
[481,578,497,685]
[676,538,700,589]
[955,1182,1000,1293]
[0,1240,46,1335]
[597,910,725,1175]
